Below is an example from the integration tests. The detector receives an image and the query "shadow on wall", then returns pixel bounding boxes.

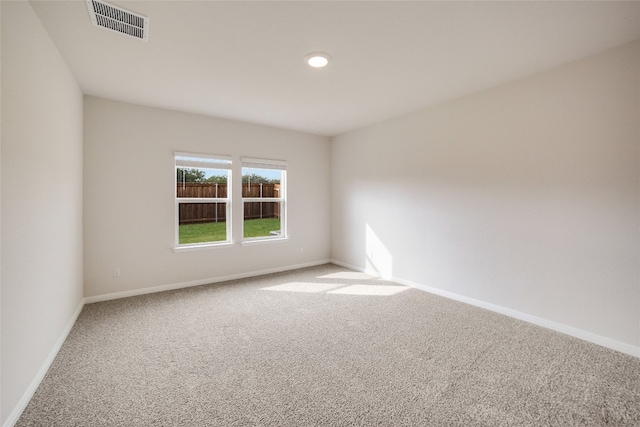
[366,224,393,279]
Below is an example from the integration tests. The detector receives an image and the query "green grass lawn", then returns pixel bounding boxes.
[179,217,281,244]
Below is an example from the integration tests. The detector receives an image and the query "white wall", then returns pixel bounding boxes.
[83,97,331,299]
[1,2,84,425]
[332,41,640,353]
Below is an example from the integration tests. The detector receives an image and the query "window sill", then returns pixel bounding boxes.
[173,242,234,253]
[240,237,288,246]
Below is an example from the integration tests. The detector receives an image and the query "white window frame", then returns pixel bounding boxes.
[241,157,287,243]
[175,152,233,249]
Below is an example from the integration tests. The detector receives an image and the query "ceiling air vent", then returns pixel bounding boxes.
[86,0,148,41]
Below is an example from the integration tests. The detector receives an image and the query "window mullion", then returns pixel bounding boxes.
[178,197,229,204]
[241,197,283,203]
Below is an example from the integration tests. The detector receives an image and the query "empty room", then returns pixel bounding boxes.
[2,0,640,425]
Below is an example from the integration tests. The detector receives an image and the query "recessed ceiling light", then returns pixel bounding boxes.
[305,52,332,68]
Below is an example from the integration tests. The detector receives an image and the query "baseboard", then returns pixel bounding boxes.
[330,259,363,272]
[3,260,327,426]
[84,259,332,304]
[3,299,85,427]
[329,259,640,359]
[5,259,636,427]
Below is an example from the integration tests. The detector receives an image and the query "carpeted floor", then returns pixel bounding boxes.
[16,264,640,426]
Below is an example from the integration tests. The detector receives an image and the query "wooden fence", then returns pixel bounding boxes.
[177,183,280,225]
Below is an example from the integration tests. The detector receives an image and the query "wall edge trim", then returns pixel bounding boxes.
[84,259,332,304]
[329,259,640,358]
[3,299,85,427]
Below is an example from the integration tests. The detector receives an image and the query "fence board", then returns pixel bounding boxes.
[177,183,280,225]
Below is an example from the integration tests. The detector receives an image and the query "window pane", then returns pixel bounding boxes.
[177,168,228,198]
[243,202,281,238]
[178,202,227,244]
[242,168,281,198]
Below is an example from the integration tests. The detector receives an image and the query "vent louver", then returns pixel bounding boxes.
[86,0,148,41]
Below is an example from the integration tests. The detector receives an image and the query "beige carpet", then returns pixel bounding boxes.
[16,264,640,426]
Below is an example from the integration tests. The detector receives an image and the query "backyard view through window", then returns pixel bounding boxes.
[242,158,286,240]
[175,154,287,247]
[176,153,232,246]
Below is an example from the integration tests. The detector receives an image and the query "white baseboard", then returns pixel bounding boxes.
[5,260,331,426]
[3,299,85,427]
[330,259,640,359]
[84,259,332,304]
[5,259,636,427]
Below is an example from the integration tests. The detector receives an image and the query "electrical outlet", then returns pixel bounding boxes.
[113,268,121,278]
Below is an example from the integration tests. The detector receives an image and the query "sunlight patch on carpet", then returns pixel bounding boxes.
[316,271,376,280]
[327,285,408,296]
[261,282,345,293]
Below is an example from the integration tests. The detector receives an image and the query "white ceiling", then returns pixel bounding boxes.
[30,0,640,137]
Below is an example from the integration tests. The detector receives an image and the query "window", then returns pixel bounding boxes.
[175,153,232,247]
[242,158,286,241]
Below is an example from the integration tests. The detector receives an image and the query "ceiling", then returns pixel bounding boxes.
[30,0,640,137]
